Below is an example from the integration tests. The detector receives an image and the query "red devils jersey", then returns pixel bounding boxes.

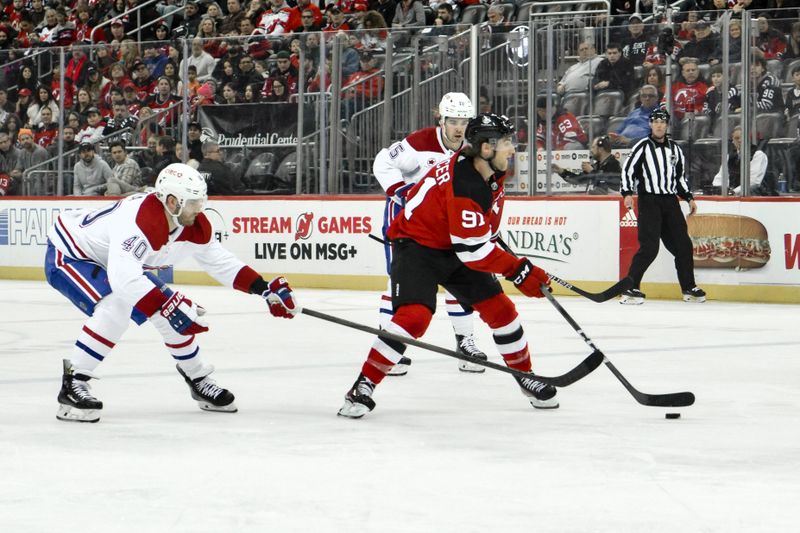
[535,111,587,150]
[388,152,517,276]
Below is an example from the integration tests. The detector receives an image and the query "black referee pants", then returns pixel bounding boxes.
[627,194,696,292]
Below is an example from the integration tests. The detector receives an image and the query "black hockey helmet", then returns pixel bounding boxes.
[466,113,516,147]
[649,108,670,123]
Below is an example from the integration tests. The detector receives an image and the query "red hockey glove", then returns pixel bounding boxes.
[263,276,299,318]
[160,292,209,335]
[505,259,550,298]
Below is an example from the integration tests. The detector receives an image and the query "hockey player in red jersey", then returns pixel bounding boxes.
[45,163,299,423]
[373,92,489,375]
[338,114,558,418]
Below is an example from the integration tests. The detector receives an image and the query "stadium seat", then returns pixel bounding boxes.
[576,115,607,137]
[678,114,710,141]
[607,115,626,134]
[755,112,785,140]
[460,5,488,24]
[784,58,800,82]
[561,91,588,116]
[785,113,800,138]
[592,90,624,117]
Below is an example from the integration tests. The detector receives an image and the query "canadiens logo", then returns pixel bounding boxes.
[295,212,314,241]
[620,209,638,228]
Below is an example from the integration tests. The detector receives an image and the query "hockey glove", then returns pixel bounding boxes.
[506,259,550,298]
[160,292,209,335]
[389,182,415,207]
[261,276,299,318]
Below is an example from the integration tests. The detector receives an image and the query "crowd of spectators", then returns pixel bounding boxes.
[0,0,799,196]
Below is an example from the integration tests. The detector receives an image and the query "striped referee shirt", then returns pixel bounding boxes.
[621,135,693,201]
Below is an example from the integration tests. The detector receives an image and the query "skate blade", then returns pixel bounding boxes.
[337,400,371,418]
[56,404,101,423]
[457,361,486,373]
[619,296,644,305]
[197,401,238,413]
[386,363,409,376]
[682,295,706,303]
[527,397,560,410]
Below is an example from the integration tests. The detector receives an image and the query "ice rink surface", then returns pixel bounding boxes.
[1,279,798,533]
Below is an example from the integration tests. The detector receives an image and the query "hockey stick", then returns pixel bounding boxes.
[301,307,603,388]
[495,237,633,302]
[497,238,696,407]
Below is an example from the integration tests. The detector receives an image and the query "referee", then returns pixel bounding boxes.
[619,108,706,304]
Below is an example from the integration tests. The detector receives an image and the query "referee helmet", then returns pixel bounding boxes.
[649,108,670,123]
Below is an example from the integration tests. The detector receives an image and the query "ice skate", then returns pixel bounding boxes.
[177,365,237,413]
[56,359,102,423]
[514,373,559,409]
[682,287,706,303]
[386,356,412,376]
[456,333,487,373]
[620,288,646,305]
[338,373,376,418]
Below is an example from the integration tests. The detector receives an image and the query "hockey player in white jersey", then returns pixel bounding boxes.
[373,92,487,375]
[45,163,299,423]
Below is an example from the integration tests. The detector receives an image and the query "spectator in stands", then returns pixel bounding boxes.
[221,0,248,34]
[485,4,514,35]
[135,130,160,169]
[185,121,204,162]
[235,54,264,93]
[48,125,79,164]
[424,3,455,36]
[553,135,622,194]
[17,127,47,173]
[641,66,666,97]
[676,9,700,41]
[198,140,246,195]
[131,59,157,102]
[783,21,800,60]
[0,90,10,125]
[535,95,588,150]
[146,77,180,126]
[142,41,170,78]
[198,17,226,58]
[162,60,181,93]
[478,91,493,114]
[73,141,112,196]
[622,14,652,66]
[703,64,734,122]
[295,8,323,32]
[323,5,351,32]
[786,65,800,119]
[107,18,126,44]
[678,20,718,64]
[238,16,256,37]
[268,50,299,93]
[557,41,602,95]
[755,16,787,60]
[151,135,180,184]
[0,131,22,196]
[710,19,742,66]
[34,107,58,148]
[66,112,83,135]
[256,0,293,36]
[182,1,203,37]
[592,42,634,98]
[99,63,129,108]
[103,102,138,145]
[264,76,290,102]
[745,54,783,113]
[221,82,240,104]
[206,3,225,25]
[4,114,22,145]
[153,23,171,45]
[609,84,660,146]
[671,59,708,120]
[15,65,38,101]
[391,0,424,31]
[26,86,60,127]
[181,37,216,82]
[76,107,106,145]
[243,83,262,103]
[104,140,143,196]
[15,88,33,124]
[83,66,110,106]
[712,126,769,195]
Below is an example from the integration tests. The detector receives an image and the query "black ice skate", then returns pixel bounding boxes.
[514,373,559,409]
[386,356,412,376]
[620,288,646,305]
[456,333,488,373]
[56,359,103,423]
[337,373,376,418]
[177,365,237,413]
[682,287,706,303]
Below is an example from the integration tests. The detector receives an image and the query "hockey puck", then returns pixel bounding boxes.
[665,413,681,419]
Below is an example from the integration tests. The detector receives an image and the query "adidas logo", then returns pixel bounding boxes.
[619,209,638,227]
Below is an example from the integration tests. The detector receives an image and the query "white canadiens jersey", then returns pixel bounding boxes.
[49,193,257,316]
[373,126,462,196]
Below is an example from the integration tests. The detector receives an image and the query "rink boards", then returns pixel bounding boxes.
[1,195,799,303]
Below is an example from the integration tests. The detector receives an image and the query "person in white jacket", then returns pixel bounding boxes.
[180,37,217,83]
[712,126,768,195]
[46,163,299,422]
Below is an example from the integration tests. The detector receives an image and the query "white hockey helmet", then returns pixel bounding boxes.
[155,163,208,214]
[439,92,475,120]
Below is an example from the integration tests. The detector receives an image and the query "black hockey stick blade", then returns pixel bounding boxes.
[603,359,696,407]
[495,236,632,302]
[548,274,634,303]
[300,307,603,387]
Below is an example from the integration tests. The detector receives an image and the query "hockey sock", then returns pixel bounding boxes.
[70,325,116,373]
[69,295,132,374]
[378,293,393,329]
[363,304,432,384]
[444,290,473,336]
[473,294,532,372]
[150,310,206,379]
